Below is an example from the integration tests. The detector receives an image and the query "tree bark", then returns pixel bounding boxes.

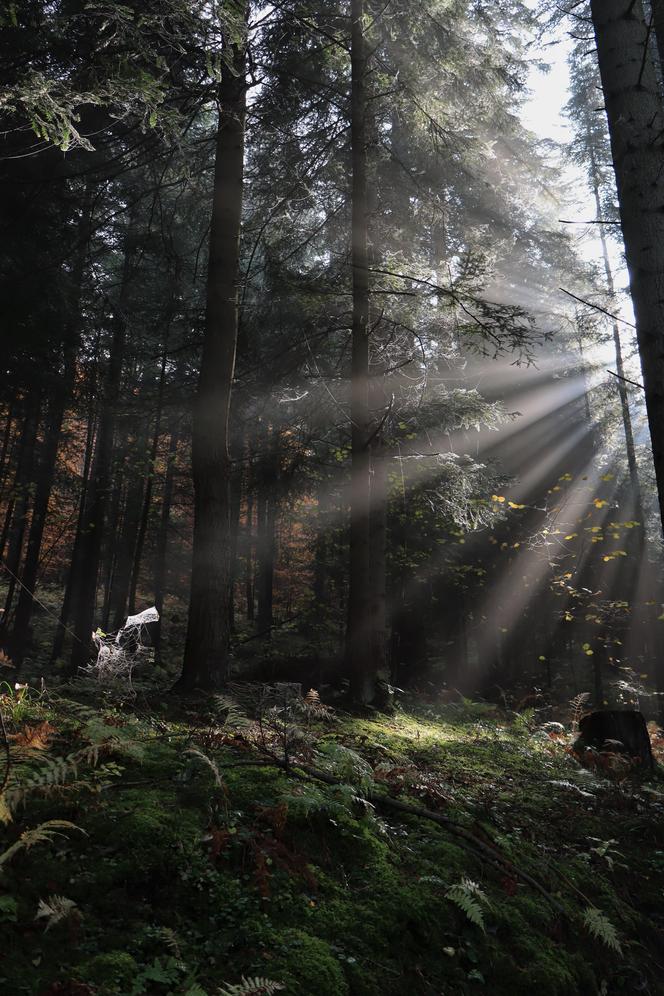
[245,461,255,622]
[12,194,92,664]
[153,422,180,663]
[128,330,171,617]
[651,0,664,76]
[178,15,247,690]
[0,405,14,501]
[228,427,244,635]
[0,396,40,632]
[587,127,642,501]
[10,361,73,663]
[368,438,388,677]
[50,393,96,665]
[256,457,277,638]
[590,0,664,539]
[346,0,374,704]
[108,398,150,631]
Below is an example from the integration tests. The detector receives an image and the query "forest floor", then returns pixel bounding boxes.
[2,679,664,996]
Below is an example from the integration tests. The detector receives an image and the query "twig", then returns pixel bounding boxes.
[607,369,644,391]
[559,287,636,328]
[558,218,620,226]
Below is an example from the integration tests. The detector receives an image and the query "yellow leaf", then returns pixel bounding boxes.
[593,498,608,509]
[508,501,525,509]
[564,533,578,540]
[491,495,505,503]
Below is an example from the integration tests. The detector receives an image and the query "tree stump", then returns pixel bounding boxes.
[577,710,653,769]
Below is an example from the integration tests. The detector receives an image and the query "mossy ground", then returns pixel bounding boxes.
[2,687,664,995]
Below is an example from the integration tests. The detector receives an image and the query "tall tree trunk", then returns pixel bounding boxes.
[128,336,170,617]
[368,438,388,677]
[0,396,40,633]
[245,461,255,622]
[10,362,73,663]
[11,193,92,665]
[346,0,374,704]
[0,405,14,500]
[69,222,135,672]
[50,395,96,665]
[587,127,642,501]
[178,16,247,690]
[256,443,277,638]
[108,401,150,631]
[590,0,664,538]
[313,476,331,605]
[153,422,180,663]
[0,403,27,563]
[651,0,664,76]
[228,427,244,635]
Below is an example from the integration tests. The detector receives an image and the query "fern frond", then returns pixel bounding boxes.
[582,906,622,954]
[35,894,78,930]
[315,742,374,791]
[0,819,85,870]
[158,925,182,958]
[569,692,591,733]
[418,875,446,886]
[217,976,285,996]
[186,747,224,788]
[211,694,252,730]
[298,689,334,721]
[3,742,102,817]
[445,877,490,932]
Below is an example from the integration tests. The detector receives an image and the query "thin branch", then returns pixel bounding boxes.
[559,287,636,328]
[607,369,644,391]
[558,218,621,226]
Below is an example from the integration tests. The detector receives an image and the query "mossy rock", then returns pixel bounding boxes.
[270,928,349,996]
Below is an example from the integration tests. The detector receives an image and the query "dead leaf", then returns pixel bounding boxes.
[13,721,56,750]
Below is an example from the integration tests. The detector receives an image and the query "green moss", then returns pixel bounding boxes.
[78,951,140,992]
[84,788,204,883]
[4,695,664,996]
[270,928,349,996]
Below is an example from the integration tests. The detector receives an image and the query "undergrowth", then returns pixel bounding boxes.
[1,681,664,995]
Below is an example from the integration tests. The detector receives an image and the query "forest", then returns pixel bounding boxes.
[3,0,664,993]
